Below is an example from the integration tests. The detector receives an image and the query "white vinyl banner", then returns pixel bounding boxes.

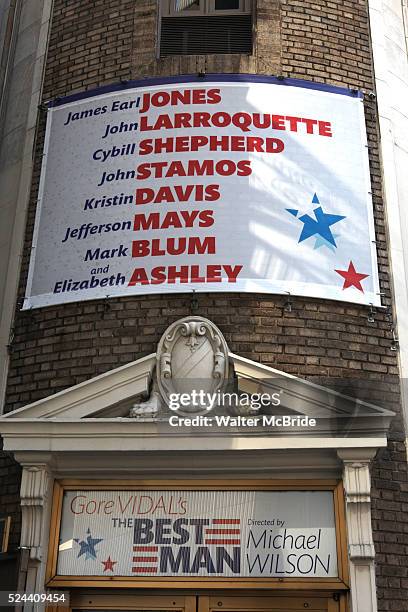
[56,489,338,578]
[24,76,380,309]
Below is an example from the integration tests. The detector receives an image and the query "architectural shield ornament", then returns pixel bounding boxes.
[156,316,229,413]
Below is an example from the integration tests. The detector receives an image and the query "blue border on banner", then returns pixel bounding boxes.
[47,73,363,108]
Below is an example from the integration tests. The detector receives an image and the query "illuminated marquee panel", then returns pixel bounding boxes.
[46,481,349,588]
[25,75,379,309]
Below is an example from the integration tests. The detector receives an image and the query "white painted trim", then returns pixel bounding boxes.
[338,452,378,612]
[0,422,388,453]
[18,462,54,596]
[13,448,343,478]
[232,353,394,416]
[1,353,155,419]
[0,351,394,421]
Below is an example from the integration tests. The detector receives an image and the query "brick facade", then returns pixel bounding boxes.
[1,1,407,609]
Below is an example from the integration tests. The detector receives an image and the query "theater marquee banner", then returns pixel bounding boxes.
[54,488,339,579]
[24,75,380,309]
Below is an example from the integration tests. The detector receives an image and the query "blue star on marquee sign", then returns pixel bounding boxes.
[74,528,103,561]
[286,193,345,247]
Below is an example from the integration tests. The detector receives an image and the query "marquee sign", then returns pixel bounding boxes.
[55,489,338,578]
[24,75,380,309]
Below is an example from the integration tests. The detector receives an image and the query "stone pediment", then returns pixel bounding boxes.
[1,353,156,420]
[231,353,394,437]
[0,317,394,451]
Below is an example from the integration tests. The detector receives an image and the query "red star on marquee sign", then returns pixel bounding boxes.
[101,556,117,572]
[335,261,369,293]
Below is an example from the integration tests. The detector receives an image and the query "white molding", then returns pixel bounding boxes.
[343,461,375,559]
[0,350,392,457]
[20,463,51,561]
[13,448,342,478]
[232,352,394,416]
[338,451,377,612]
[1,353,155,419]
[0,351,394,424]
[0,423,388,453]
[18,461,54,598]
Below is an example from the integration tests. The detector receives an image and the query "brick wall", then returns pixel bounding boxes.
[1,0,407,609]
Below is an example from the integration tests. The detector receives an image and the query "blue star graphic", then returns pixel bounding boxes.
[298,206,345,246]
[286,194,345,247]
[313,233,339,252]
[74,528,103,561]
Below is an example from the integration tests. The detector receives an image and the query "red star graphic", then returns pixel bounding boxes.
[335,261,369,292]
[101,556,117,572]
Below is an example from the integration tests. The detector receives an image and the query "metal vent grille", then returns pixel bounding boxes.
[160,15,253,56]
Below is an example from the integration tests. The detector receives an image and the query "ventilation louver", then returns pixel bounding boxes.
[160,15,252,56]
